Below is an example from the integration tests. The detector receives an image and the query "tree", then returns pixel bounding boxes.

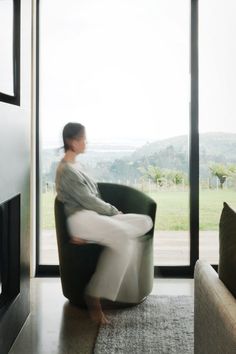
[209,163,232,189]
[139,165,187,187]
[228,164,236,175]
[139,165,165,186]
[165,169,186,185]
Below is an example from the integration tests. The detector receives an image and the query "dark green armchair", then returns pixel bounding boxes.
[54,182,157,307]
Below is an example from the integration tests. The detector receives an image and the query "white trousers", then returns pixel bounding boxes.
[67,210,153,301]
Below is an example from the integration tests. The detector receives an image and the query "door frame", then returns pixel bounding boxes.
[35,0,202,278]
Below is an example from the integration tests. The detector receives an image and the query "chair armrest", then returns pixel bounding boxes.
[97,182,157,234]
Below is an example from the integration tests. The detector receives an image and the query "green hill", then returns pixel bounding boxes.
[132,132,236,164]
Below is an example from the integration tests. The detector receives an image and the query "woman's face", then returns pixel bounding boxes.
[71,134,87,154]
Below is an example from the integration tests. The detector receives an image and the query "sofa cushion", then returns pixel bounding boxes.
[218,202,236,298]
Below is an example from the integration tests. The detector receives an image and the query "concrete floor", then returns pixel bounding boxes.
[9,277,194,354]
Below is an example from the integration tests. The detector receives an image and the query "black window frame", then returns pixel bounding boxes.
[36,0,214,278]
[0,0,21,106]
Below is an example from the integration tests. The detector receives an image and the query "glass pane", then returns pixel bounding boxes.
[199,0,236,263]
[39,0,190,266]
[0,206,2,295]
[0,0,14,95]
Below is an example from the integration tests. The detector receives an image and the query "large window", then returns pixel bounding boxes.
[199,0,236,264]
[37,0,193,272]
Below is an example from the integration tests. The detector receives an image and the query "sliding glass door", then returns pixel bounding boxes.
[37,0,196,275]
[199,0,236,264]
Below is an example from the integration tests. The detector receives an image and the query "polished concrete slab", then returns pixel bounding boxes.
[9,277,194,354]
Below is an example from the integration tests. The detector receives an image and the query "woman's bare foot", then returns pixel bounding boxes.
[85,295,110,325]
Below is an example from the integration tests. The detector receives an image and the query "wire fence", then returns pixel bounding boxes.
[42,175,236,194]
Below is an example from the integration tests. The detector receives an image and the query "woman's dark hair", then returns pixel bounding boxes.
[62,122,85,152]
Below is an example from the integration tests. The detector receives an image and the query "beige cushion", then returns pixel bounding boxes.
[219,202,236,298]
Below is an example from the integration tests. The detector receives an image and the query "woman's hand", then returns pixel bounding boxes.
[70,236,87,245]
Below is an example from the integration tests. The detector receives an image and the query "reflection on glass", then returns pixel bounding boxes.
[199,0,236,263]
[39,0,190,266]
[0,0,14,95]
[0,267,1,296]
[0,205,3,295]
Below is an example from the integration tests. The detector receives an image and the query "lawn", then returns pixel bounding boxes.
[41,188,236,231]
[148,188,236,230]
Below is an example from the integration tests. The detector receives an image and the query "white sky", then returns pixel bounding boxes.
[37,0,236,146]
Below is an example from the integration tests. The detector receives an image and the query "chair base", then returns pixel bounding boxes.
[101,296,147,309]
[69,295,147,310]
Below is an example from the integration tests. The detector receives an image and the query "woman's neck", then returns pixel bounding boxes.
[63,150,77,163]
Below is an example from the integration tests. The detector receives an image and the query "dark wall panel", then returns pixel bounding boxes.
[0,0,32,353]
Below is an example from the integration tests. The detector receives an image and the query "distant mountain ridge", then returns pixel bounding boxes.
[132,132,236,163]
[42,132,236,185]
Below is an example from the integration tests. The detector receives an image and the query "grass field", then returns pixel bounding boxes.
[41,188,236,231]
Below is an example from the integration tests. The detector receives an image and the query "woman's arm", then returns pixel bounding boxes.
[61,167,119,216]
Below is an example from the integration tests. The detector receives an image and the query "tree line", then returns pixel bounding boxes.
[42,144,236,190]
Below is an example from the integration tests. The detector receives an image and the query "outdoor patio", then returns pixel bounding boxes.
[40,230,219,266]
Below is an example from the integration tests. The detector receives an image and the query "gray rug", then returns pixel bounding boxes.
[94,295,193,354]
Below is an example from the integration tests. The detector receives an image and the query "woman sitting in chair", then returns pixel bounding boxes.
[55,122,153,324]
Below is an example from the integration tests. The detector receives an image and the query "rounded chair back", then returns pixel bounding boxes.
[54,198,103,306]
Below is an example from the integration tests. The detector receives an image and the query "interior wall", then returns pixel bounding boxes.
[0,0,32,352]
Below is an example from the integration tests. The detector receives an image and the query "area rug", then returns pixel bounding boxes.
[94,295,193,354]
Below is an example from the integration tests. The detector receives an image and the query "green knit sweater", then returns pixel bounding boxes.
[55,160,119,217]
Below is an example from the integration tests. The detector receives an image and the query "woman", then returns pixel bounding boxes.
[55,122,153,324]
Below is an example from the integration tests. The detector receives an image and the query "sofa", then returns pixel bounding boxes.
[194,260,236,354]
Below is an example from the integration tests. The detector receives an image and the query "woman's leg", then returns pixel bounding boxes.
[67,210,139,323]
[85,239,134,300]
[67,211,153,244]
[84,240,134,324]
[67,210,153,300]
[84,295,110,324]
[67,210,135,300]
[111,213,153,238]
